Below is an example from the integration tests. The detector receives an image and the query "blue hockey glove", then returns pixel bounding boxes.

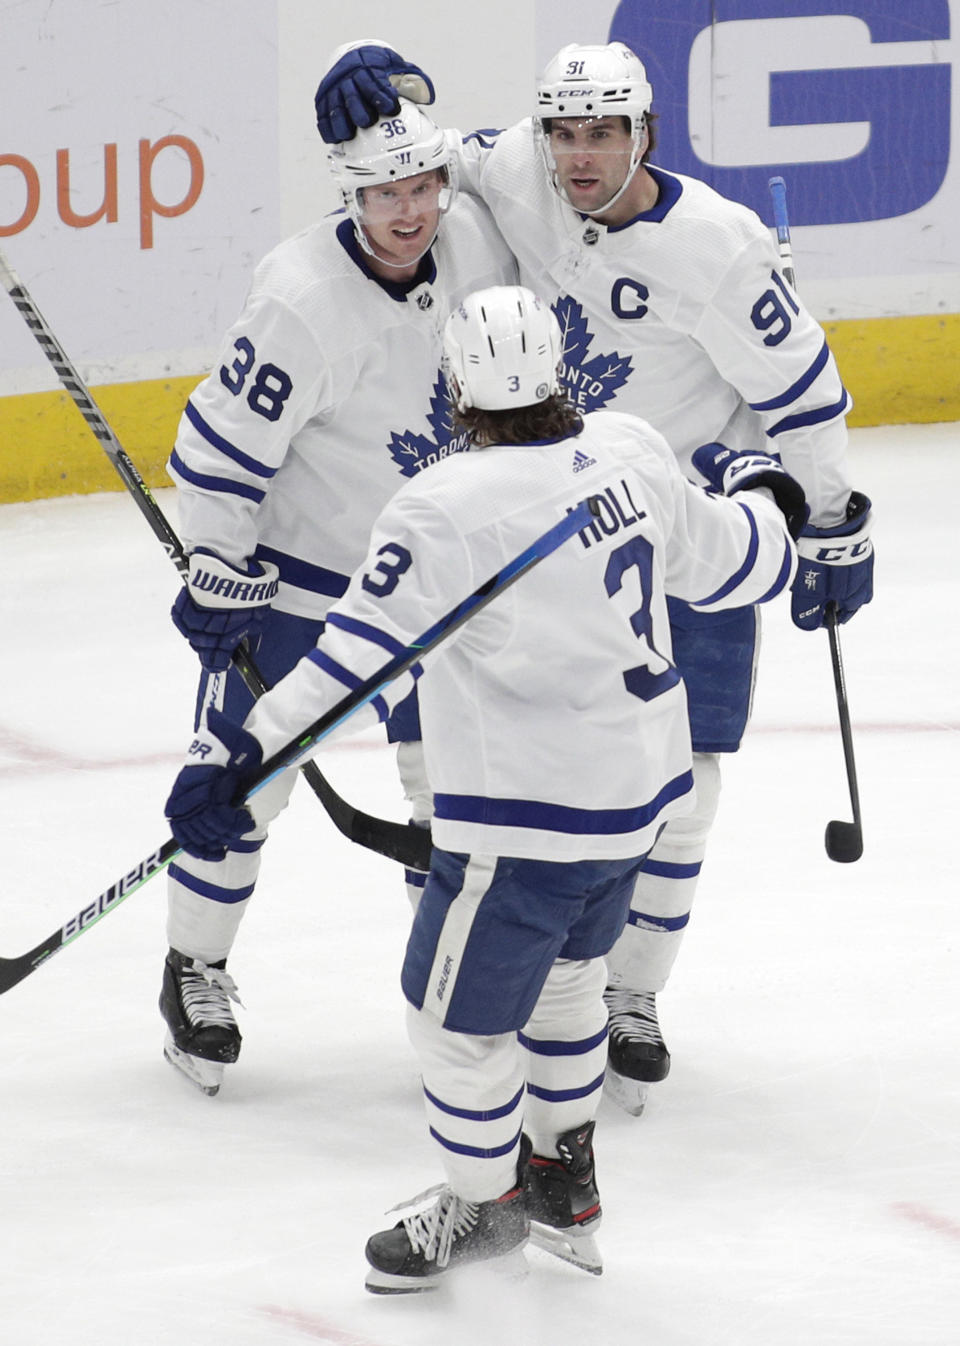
[314,44,435,143]
[171,549,279,673]
[165,708,263,861]
[691,442,809,540]
[791,491,874,630]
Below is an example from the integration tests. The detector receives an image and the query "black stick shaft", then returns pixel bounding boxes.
[826,605,862,826]
[767,178,863,860]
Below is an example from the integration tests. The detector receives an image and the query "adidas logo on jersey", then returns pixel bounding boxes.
[572,448,597,473]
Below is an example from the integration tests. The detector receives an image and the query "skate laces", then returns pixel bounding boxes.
[389,1185,480,1268]
[180,960,242,1028]
[604,988,663,1045]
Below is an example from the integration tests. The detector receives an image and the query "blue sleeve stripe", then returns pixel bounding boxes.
[518,1025,609,1057]
[324,610,409,657]
[756,533,795,603]
[313,611,424,685]
[428,1124,524,1160]
[695,502,760,606]
[305,647,390,723]
[462,127,504,147]
[525,1071,607,1103]
[184,400,276,479]
[423,1082,525,1121]
[168,449,265,503]
[749,339,830,412]
[766,388,851,437]
[253,544,349,599]
[433,770,693,837]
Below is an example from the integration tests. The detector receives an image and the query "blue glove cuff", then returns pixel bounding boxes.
[799,490,871,540]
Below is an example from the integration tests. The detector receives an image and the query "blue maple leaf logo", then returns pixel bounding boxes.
[553,296,633,412]
[387,371,472,478]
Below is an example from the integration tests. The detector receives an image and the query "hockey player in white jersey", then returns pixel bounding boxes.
[313,39,876,1113]
[164,285,807,1290]
[160,91,516,1095]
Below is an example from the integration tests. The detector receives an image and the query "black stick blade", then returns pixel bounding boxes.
[825,819,863,863]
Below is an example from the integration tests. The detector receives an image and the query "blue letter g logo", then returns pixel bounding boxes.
[609,0,951,225]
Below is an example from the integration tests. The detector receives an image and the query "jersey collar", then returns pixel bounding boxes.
[580,165,684,234]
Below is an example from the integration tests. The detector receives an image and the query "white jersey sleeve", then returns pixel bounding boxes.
[670,204,851,525]
[169,287,331,569]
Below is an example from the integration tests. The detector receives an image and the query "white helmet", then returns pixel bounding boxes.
[535,42,653,215]
[536,42,652,129]
[443,286,563,414]
[327,99,457,259]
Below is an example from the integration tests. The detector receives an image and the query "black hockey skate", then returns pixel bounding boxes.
[364,1177,529,1294]
[525,1125,597,1270]
[604,987,670,1116]
[524,1120,603,1275]
[159,948,242,1097]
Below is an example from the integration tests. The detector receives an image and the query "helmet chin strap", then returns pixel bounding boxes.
[581,151,643,219]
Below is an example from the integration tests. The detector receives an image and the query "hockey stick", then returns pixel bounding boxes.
[0,497,596,995]
[768,176,863,863]
[0,248,428,871]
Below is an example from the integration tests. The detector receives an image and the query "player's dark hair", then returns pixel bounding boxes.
[642,112,658,162]
[453,392,583,447]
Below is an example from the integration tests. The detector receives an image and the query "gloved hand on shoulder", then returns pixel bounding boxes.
[691,442,809,540]
[165,707,264,861]
[171,549,279,672]
[315,42,435,142]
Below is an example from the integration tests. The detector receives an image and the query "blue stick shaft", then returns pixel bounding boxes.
[767,175,797,287]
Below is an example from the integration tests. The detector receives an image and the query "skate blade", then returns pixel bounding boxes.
[603,1064,650,1116]
[364,1270,441,1295]
[163,1035,225,1097]
[528,1221,602,1275]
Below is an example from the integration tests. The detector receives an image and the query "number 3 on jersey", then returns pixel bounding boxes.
[362,542,413,597]
[220,336,293,422]
[605,535,680,702]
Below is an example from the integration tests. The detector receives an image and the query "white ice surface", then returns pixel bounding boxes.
[1,423,957,1345]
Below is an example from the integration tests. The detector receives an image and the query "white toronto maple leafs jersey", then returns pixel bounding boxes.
[454,123,851,525]
[167,199,516,619]
[244,411,797,860]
